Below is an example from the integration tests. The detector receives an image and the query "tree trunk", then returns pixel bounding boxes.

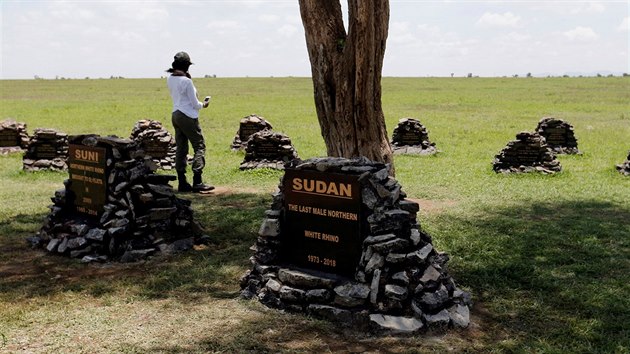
[299,0,393,168]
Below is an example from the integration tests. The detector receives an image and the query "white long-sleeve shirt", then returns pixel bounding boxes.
[167,75,203,119]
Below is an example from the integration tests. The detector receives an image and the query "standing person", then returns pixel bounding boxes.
[166,51,214,193]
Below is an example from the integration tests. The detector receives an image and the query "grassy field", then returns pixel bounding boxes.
[0,76,629,353]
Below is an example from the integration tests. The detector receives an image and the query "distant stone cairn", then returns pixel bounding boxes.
[493,131,561,174]
[22,128,69,171]
[239,130,298,170]
[535,117,580,155]
[129,119,176,170]
[0,119,29,154]
[391,118,437,155]
[231,114,273,151]
[616,151,630,176]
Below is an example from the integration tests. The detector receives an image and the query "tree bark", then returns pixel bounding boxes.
[299,0,393,168]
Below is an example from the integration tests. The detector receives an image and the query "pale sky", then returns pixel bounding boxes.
[1,0,628,79]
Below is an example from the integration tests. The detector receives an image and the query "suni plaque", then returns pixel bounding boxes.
[68,144,108,217]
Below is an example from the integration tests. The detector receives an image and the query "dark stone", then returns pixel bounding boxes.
[46,238,60,252]
[334,282,370,307]
[369,314,424,333]
[278,268,336,289]
[384,284,408,301]
[423,309,450,329]
[279,285,305,302]
[363,233,396,246]
[146,183,175,197]
[370,238,409,254]
[418,284,449,311]
[307,304,353,324]
[448,304,470,328]
[305,289,332,303]
[66,237,87,250]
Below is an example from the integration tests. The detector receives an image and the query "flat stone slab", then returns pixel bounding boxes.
[369,314,424,333]
[278,268,336,289]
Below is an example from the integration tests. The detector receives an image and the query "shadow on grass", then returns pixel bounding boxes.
[440,200,630,352]
[0,192,270,302]
[1,195,629,352]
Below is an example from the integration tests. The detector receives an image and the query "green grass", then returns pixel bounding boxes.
[1,76,629,353]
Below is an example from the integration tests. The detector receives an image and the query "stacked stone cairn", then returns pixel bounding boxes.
[616,151,630,176]
[231,114,273,150]
[239,130,299,170]
[535,117,580,154]
[0,119,29,154]
[31,135,204,263]
[129,119,176,170]
[240,157,472,333]
[391,118,438,155]
[23,128,69,171]
[492,131,561,174]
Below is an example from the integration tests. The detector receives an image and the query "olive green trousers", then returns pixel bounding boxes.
[171,110,206,174]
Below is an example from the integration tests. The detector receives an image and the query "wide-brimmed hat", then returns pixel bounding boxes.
[174,51,193,65]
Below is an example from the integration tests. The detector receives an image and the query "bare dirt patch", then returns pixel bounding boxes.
[407,198,458,214]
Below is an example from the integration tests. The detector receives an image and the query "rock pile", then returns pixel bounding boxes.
[0,119,29,154]
[391,118,438,155]
[23,128,69,171]
[30,135,204,263]
[231,114,273,150]
[129,119,176,170]
[493,131,561,174]
[616,151,630,176]
[240,157,471,333]
[535,117,580,154]
[239,130,298,170]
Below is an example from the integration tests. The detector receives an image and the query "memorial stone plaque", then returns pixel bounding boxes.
[68,144,108,217]
[399,131,423,146]
[239,122,264,142]
[141,140,169,159]
[33,143,59,159]
[256,141,281,159]
[282,168,362,276]
[0,130,20,147]
[493,131,561,173]
[231,114,273,150]
[390,118,437,155]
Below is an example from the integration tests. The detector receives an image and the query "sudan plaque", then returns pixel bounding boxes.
[68,144,108,217]
[282,168,362,276]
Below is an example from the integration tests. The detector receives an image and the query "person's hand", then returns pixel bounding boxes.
[203,101,209,108]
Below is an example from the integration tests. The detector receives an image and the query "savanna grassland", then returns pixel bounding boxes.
[1,76,629,353]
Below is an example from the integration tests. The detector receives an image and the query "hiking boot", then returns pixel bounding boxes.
[178,182,193,193]
[192,182,215,192]
[177,171,193,193]
[193,172,214,193]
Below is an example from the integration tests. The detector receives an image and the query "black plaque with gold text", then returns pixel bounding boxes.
[282,169,362,276]
[0,130,20,147]
[68,144,108,218]
[141,141,169,159]
[239,122,263,142]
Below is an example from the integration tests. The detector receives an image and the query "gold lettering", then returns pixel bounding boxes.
[339,183,351,198]
[304,230,321,239]
[292,178,302,191]
[291,178,352,198]
[322,233,340,243]
[316,180,327,193]
[303,179,315,192]
[327,182,338,195]
[74,149,99,162]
